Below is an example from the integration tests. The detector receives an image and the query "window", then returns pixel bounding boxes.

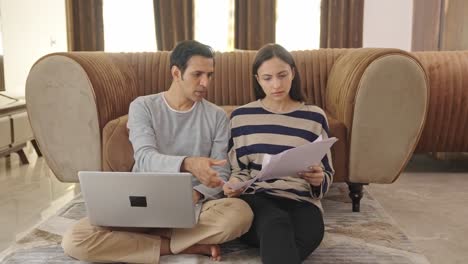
[103,0,157,52]
[194,0,234,51]
[276,0,321,51]
[103,0,320,52]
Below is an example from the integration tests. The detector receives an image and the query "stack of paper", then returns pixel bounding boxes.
[225,136,338,191]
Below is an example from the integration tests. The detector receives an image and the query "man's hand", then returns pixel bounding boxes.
[223,177,245,198]
[298,165,324,186]
[182,157,226,188]
[192,190,203,204]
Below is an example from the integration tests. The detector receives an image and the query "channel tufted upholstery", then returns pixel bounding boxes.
[412,51,468,153]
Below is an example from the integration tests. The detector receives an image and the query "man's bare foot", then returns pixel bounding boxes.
[210,245,221,261]
[181,244,221,261]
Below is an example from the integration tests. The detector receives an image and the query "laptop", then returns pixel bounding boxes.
[78,171,203,228]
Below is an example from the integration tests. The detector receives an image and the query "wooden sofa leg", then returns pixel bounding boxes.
[31,139,43,157]
[347,182,364,212]
[17,149,29,165]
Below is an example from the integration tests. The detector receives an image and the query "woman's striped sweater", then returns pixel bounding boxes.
[228,100,334,208]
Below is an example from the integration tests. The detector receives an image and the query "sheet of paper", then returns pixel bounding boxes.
[259,137,338,181]
[259,135,323,175]
[262,154,272,168]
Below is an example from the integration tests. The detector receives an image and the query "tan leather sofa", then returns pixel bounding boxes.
[25,48,429,212]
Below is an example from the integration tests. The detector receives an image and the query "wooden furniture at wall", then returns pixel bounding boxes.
[0,94,41,164]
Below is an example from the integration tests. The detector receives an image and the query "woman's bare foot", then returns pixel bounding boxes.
[181,244,221,261]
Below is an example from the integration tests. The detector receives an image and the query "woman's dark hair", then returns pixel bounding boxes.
[252,43,305,102]
[170,40,214,75]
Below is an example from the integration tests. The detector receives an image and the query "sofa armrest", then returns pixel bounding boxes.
[26,52,138,182]
[326,48,429,184]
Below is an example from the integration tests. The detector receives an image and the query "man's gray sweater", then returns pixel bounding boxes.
[127,92,230,199]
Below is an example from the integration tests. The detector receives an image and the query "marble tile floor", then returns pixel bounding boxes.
[0,144,467,264]
[0,144,79,253]
[368,154,468,264]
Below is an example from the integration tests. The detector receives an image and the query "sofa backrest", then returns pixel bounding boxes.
[119,50,347,108]
[412,51,468,152]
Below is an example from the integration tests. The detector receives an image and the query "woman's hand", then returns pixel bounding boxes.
[298,165,324,186]
[223,178,245,198]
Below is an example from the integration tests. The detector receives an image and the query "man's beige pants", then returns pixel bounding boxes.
[62,198,253,264]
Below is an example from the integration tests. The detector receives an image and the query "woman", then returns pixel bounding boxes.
[223,44,334,264]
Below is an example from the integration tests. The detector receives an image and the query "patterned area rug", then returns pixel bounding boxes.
[0,183,430,264]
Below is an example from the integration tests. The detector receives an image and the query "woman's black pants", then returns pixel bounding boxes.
[240,193,324,264]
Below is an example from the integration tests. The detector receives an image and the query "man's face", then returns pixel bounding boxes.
[173,55,214,102]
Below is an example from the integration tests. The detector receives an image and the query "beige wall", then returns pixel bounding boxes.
[363,0,414,51]
[0,0,68,96]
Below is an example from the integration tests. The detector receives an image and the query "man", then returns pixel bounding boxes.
[62,40,253,263]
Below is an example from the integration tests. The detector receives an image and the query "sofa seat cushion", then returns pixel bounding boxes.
[102,108,348,183]
[102,115,134,172]
[325,112,348,183]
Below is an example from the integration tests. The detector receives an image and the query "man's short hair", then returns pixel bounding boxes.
[170,40,215,75]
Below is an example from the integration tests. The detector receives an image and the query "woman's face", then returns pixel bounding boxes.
[256,57,295,102]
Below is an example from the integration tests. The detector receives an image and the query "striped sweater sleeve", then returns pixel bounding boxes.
[311,108,334,199]
[228,116,252,182]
